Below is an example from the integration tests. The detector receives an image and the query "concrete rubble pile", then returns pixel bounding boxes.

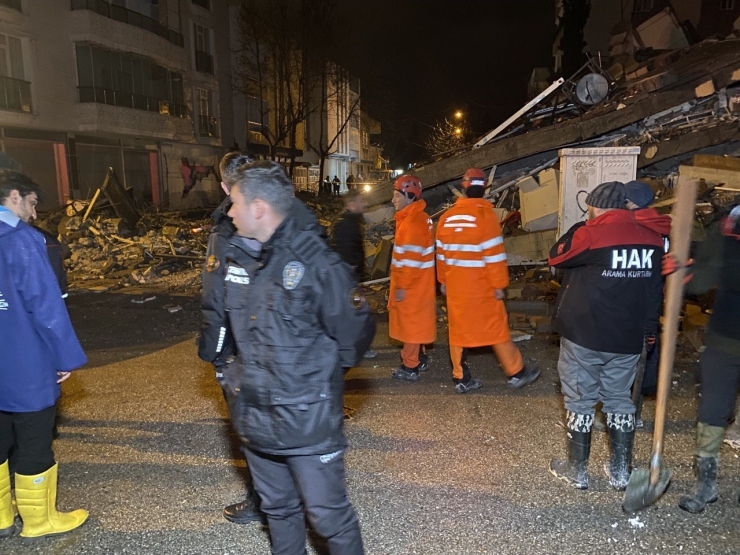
[36,206,213,294]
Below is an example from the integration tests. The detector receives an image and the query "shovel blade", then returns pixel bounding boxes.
[622,467,673,513]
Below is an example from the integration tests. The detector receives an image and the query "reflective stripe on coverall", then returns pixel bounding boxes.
[389,199,437,367]
[437,197,523,379]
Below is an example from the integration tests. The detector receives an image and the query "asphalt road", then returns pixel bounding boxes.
[5,291,740,555]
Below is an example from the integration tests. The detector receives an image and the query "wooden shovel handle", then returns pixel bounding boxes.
[650,176,698,487]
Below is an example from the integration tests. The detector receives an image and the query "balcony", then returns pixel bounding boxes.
[78,86,187,118]
[0,76,32,113]
[199,115,218,138]
[194,50,214,75]
[71,0,184,48]
[0,0,22,11]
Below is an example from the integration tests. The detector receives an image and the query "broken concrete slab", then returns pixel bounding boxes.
[519,182,558,232]
[504,229,558,266]
[679,165,740,190]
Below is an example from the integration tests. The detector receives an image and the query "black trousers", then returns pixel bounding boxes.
[698,346,740,427]
[0,405,56,475]
[220,383,254,491]
[245,448,364,555]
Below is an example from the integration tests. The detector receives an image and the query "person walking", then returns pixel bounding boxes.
[222,161,375,555]
[436,168,540,393]
[331,189,369,282]
[670,203,740,513]
[388,175,436,381]
[0,169,88,538]
[332,175,341,197]
[548,181,670,491]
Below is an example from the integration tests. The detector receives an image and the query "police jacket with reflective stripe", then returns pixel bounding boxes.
[224,209,374,455]
[198,197,240,366]
[199,198,322,366]
[548,209,670,354]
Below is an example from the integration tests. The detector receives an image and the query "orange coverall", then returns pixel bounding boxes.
[436,198,523,380]
[389,199,437,368]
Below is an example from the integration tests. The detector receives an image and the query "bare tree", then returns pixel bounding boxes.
[234,0,308,173]
[423,118,468,158]
[306,62,362,186]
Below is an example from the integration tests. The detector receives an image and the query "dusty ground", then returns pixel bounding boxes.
[3,289,740,555]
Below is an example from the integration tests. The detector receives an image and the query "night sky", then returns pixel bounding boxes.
[336,0,556,168]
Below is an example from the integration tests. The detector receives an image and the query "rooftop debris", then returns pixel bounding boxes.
[365,35,740,208]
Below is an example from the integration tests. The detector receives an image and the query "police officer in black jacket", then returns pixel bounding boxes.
[198,151,264,524]
[223,161,374,555]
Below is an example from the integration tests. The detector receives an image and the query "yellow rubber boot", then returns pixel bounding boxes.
[0,460,17,537]
[15,463,88,538]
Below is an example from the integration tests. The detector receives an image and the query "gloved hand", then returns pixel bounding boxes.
[661,253,693,284]
[494,289,506,300]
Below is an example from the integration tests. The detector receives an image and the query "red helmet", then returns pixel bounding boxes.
[461,168,487,189]
[393,175,422,200]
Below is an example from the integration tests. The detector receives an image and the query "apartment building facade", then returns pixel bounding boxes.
[0,0,232,210]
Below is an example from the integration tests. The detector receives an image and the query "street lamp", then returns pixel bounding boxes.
[454,110,463,120]
[454,127,462,135]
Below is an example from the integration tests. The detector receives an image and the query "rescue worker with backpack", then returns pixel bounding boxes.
[388,175,437,382]
[436,168,540,393]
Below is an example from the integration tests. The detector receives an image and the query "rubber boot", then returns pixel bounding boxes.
[550,412,593,490]
[15,463,88,538]
[0,461,17,537]
[679,456,719,513]
[678,422,723,514]
[604,413,635,491]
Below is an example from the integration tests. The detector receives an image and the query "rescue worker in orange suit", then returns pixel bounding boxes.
[436,168,541,393]
[389,175,437,381]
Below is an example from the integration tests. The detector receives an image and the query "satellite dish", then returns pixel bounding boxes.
[575,73,609,105]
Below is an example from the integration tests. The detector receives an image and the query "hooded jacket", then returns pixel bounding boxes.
[0,207,87,412]
[549,208,671,354]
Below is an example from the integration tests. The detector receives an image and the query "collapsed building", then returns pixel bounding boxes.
[358,25,740,343]
[364,32,740,267]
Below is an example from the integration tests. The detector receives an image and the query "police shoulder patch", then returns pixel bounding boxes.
[283,261,305,290]
[206,255,220,272]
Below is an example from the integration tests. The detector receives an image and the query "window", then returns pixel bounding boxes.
[193,23,213,74]
[192,0,210,10]
[633,0,655,12]
[0,33,24,80]
[193,23,210,54]
[198,88,217,137]
[0,0,22,11]
[720,0,736,10]
[75,43,185,117]
[0,33,30,112]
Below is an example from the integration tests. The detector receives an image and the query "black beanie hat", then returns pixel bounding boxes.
[586,181,626,209]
